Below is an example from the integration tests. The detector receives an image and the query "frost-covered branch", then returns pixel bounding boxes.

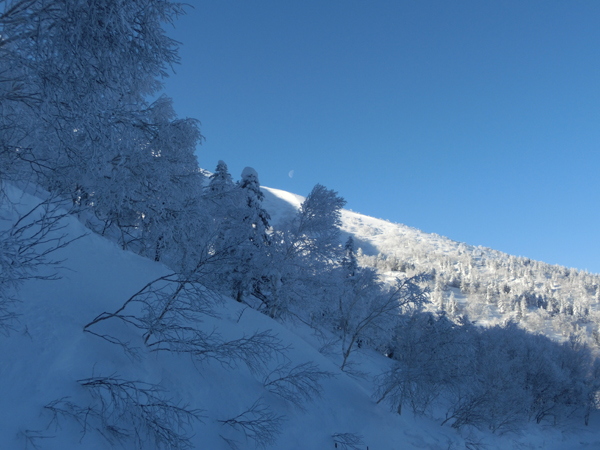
[84,272,287,374]
[338,272,429,370]
[149,327,288,375]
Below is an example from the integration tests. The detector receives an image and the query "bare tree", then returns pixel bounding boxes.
[0,188,81,334]
[219,398,284,449]
[262,362,335,411]
[46,376,203,450]
[84,270,287,373]
[17,429,56,450]
[332,432,365,450]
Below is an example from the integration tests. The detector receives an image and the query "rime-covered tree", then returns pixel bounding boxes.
[208,161,235,199]
[239,167,271,243]
[225,167,272,302]
[432,282,444,311]
[0,0,203,258]
[255,184,345,319]
[202,162,263,298]
[447,291,459,317]
[328,263,429,371]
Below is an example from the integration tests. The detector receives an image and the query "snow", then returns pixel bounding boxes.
[2,186,600,450]
[241,166,260,183]
[261,186,305,228]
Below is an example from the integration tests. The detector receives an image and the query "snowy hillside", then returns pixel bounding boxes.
[1,186,425,449]
[2,2,599,448]
[263,186,600,352]
[2,185,600,450]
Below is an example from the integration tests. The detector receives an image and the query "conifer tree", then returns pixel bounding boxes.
[342,236,358,277]
[209,160,235,199]
[239,167,271,243]
[230,167,271,302]
[447,292,458,317]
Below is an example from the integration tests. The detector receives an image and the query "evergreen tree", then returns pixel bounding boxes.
[432,281,444,311]
[239,167,271,243]
[229,167,271,302]
[447,292,458,317]
[208,160,235,199]
[201,161,245,295]
[342,236,358,277]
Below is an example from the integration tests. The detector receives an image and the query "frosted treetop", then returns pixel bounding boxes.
[241,167,260,184]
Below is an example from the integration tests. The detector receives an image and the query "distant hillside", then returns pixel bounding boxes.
[263,186,600,351]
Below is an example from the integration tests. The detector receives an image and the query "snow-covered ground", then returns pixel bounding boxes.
[2,186,600,450]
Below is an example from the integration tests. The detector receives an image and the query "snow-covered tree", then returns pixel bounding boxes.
[447,291,459,317]
[238,167,271,241]
[377,317,596,431]
[342,236,358,277]
[432,282,444,311]
[376,312,474,416]
[202,160,243,291]
[226,167,272,302]
[292,184,346,262]
[208,160,235,199]
[334,272,429,371]
[254,184,345,319]
[200,164,271,301]
[0,0,203,258]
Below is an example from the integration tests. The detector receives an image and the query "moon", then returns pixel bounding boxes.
[288,170,294,178]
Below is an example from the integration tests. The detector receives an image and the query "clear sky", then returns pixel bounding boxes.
[160,1,600,273]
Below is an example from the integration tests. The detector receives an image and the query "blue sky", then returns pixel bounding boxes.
[161,1,600,273]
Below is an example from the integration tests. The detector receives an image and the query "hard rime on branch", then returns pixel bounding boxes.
[253,184,347,320]
[262,362,335,411]
[1,0,203,262]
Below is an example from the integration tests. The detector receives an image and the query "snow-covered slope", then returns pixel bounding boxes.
[263,185,510,259]
[0,187,453,449]
[262,186,600,351]
[2,185,600,450]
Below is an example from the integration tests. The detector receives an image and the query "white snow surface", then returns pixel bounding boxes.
[2,185,600,449]
[262,185,472,257]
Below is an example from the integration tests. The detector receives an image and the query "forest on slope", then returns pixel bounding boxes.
[339,207,600,350]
